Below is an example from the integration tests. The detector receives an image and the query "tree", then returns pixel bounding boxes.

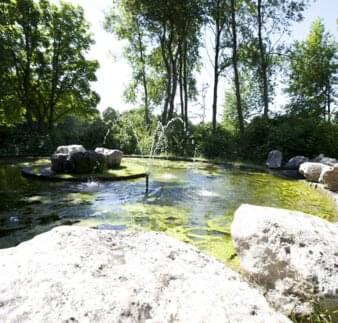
[0,0,99,131]
[245,0,309,117]
[0,0,29,125]
[223,67,261,129]
[228,0,244,133]
[107,0,202,126]
[287,19,338,121]
[105,1,152,125]
[206,0,229,133]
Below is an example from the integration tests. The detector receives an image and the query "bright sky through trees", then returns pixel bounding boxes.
[52,0,338,120]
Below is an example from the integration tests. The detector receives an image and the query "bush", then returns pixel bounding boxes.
[237,116,338,162]
[194,124,236,159]
[2,108,338,163]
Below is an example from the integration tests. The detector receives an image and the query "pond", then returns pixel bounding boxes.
[1,157,337,268]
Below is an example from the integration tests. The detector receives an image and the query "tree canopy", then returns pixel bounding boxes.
[0,0,99,131]
[287,19,338,120]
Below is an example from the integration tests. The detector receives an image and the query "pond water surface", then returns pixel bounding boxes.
[1,157,337,268]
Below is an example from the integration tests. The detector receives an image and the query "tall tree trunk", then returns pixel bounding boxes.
[183,39,188,130]
[327,82,331,122]
[160,34,171,124]
[21,22,43,131]
[168,55,178,121]
[212,5,221,133]
[230,0,244,133]
[22,29,34,130]
[257,0,269,117]
[49,28,60,130]
[179,43,185,121]
[137,24,150,125]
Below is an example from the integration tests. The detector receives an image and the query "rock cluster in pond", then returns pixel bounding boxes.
[232,204,338,318]
[51,145,123,174]
[265,151,338,191]
[0,226,290,323]
[266,151,309,179]
[299,156,338,192]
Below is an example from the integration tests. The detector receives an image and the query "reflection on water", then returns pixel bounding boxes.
[0,157,337,267]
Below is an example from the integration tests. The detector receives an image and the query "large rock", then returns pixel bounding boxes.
[51,153,70,173]
[266,150,283,169]
[313,154,338,166]
[0,226,290,323]
[51,145,86,173]
[281,156,309,179]
[68,150,106,174]
[95,147,123,169]
[232,204,338,317]
[284,156,309,169]
[51,145,106,174]
[319,164,338,192]
[299,162,330,183]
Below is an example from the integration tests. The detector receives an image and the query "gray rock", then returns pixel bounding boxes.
[51,153,69,173]
[266,150,283,169]
[95,147,123,168]
[68,150,106,174]
[51,145,86,173]
[51,145,106,174]
[299,162,330,183]
[284,156,309,170]
[319,164,338,192]
[0,226,290,323]
[313,154,338,166]
[232,204,338,317]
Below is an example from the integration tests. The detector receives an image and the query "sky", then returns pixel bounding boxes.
[52,0,338,121]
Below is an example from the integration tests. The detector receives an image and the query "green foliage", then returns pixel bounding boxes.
[0,0,99,131]
[113,108,154,154]
[194,124,235,159]
[223,68,261,130]
[287,19,338,119]
[238,116,338,161]
[105,0,203,124]
[243,0,310,116]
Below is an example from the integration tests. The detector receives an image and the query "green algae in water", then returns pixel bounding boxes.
[1,157,338,269]
[123,203,189,229]
[63,192,96,205]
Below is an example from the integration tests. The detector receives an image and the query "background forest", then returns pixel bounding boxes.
[0,0,337,162]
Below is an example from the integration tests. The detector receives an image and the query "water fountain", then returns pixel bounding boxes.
[102,116,186,194]
[149,117,185,159]
[146,117,185,195]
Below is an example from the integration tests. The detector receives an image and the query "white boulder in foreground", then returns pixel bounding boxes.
[232,204,338,317]
[0,226,290,323]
